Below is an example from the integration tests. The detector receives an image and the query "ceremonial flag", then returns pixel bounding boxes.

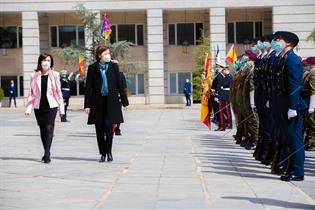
[200,53,212,128]
[215,44,221,63]
[79,56,86,77]
[225,44,237,64]
[101,15,112,46]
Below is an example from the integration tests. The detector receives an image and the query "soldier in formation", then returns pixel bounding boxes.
[230,31,312,181]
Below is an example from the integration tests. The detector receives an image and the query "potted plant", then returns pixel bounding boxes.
[0,87,4,108]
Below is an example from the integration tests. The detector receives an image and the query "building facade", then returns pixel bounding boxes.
[0,0,314,105]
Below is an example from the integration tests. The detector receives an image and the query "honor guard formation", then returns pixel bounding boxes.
[209,31,315,182]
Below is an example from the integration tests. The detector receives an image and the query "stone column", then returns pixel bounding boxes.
[39,13,49,53]
[22,12,40,99]
[146,9,165,104]
[209,7,226,62]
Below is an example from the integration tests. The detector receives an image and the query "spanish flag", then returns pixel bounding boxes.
[200,54,211,128]
[79,56,85,77]
[225,44,237,64]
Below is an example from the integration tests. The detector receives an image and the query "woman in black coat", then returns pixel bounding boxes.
[84,46,129,162]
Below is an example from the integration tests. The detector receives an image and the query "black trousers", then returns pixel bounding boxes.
[95,123,113,155]
[35,108,58,158]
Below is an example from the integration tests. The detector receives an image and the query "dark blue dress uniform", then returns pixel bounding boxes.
[211,73,223,125]
[281,49,307,179]
[217,73,233,130]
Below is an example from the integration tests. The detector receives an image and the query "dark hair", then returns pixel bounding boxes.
[95,46,110,62]
[36,53,54,71]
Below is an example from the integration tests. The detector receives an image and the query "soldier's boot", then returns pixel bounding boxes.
[253,136,262,158]
[261,139,273,165]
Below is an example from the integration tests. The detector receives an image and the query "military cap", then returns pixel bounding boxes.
[274,31,299,47]
[263,34,275,42]
[245,49,257,61]
[306,57,315,65]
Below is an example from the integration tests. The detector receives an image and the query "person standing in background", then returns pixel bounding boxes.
[114,71,128,136]
[184,79,192,106]
[60,70,72,122]
[8,80,17,108]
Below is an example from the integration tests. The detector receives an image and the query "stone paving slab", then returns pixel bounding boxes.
[0,108,315,210]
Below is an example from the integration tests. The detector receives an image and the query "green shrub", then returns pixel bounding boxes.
[0,87,4,102]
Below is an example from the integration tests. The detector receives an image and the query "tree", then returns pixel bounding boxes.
[307,28,315,43]
[193,34,211,102]
[52,3,141,81]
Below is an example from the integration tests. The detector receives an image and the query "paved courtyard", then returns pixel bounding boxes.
[0,107,315,210]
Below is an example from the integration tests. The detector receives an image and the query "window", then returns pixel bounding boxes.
[169,72,192,94]
[0,26,22,48]
[78,26,85,46]
[177,23,194,45]
[18,27,22,48]
[110,25,116,44]
[59,25,76,48]
[168,23,203,45]
[111,24,144,45]
[228,21,263,44]
[168,24,175,45]
[118,24,135,44]
[137,25,144,46]
[227,23,234,44]
[50,25,85,47]
[19,76,23,97]
[170,73,177,94]
[195,23,203,44]
[127,74,145,95]
[50,26,57,47]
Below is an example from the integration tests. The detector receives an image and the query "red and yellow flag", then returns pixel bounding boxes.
[226,44,237,64]
[79,56,86,77]
[200,54,211,128]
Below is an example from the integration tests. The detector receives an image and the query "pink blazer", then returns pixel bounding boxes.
[25,69,65,115]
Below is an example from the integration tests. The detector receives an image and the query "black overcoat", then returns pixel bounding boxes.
[84,61,129,125]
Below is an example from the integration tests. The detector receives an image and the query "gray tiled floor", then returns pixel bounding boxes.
[0,108,314,210]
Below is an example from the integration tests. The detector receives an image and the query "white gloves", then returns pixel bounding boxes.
[266,100,270,108]
[214,97,219,103]
[288,109,297,119]
[250,91,256,109]
[309,95,315,114]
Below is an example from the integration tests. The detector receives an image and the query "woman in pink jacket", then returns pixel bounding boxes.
[25,53,65,163]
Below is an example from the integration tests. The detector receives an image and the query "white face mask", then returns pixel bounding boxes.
[41,61,51,70]
[102,54,111,63]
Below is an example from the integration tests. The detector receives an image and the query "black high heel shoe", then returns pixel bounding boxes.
[99,155,106,162]
[107,153,113,162]
[43,157,51,164]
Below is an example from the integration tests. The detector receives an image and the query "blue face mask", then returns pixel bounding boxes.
[271,40,285,52]
[235,60,242,68]
[241,56,247,63]
[263,41,269,50]
[257,41,263,50]
[251,47,258,54]
[246,61,251,69]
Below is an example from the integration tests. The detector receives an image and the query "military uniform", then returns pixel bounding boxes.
[242,65,259,150]
[217,71,233,130]
[303,57,315,151]
[60,71,71,122]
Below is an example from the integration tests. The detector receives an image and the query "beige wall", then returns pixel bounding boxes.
[0,13,22,76]
[226,8,272,54]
